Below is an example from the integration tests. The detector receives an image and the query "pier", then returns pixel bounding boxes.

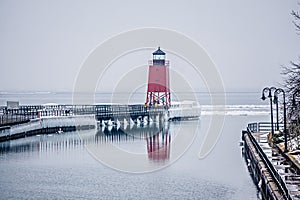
[0,104,166,125]
[94,104,166,122]
[0,115,96,142]
[242,123,300,199]
[0,104,168,142]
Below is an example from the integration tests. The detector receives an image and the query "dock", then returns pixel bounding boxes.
[0,104,168,142]
[242,123,300,200]
[0,101,201,142]
[0,104,166,125]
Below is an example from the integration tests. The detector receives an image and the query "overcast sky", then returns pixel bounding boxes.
[0,0,299,93]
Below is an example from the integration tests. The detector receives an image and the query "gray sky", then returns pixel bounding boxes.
[0,0,299,92]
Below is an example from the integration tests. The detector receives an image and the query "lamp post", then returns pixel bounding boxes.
[274,96,280,131]
[274,88,288,152]
[261,87,276,137]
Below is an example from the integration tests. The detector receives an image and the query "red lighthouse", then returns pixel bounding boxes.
[145,47,171,107]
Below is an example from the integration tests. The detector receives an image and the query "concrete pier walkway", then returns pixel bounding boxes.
[253,132,300,199]
[0,115,96,142]
[243,124,300,199]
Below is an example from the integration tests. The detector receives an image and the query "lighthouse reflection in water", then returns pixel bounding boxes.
[146,129,170,162]
[97,122,171,163]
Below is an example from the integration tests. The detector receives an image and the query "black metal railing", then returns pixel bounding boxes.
[0,104,167,127]
[248,122,284,133]
[245,128,292,200]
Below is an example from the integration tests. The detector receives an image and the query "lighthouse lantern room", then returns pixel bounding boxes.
[145,47,171,107]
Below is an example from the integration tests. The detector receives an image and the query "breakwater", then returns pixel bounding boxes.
[0,102,202,143]
[0,104,167,126]
[0,103,168,142]
[0,115,96,142]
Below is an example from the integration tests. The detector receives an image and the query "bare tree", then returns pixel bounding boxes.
[282,6,300,149]
[292,9,300,33]
[282,60,300,95]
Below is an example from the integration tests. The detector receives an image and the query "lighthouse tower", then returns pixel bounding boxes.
[145,47,171,107]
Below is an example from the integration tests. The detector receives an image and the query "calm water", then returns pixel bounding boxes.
[0,114,269,199]
[0,92,270,199]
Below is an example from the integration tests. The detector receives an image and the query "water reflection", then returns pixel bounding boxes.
[96,124,171,163]
[0,131,92,155]
[0,116,262,199]
[0,123,172,163]
[146,131,171,162]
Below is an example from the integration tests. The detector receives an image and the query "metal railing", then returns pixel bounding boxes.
[148,60,170,66]
[245,128,292,200]
[0,104,167,127]
[248,122,284,133]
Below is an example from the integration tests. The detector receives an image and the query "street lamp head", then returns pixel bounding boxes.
[275,88,284,94]
[270,87,277,96]
[268,91,272,98]
[261,93,266,101]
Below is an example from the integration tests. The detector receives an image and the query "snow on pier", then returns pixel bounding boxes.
[0,102,202,141]
[0,115,96,141]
